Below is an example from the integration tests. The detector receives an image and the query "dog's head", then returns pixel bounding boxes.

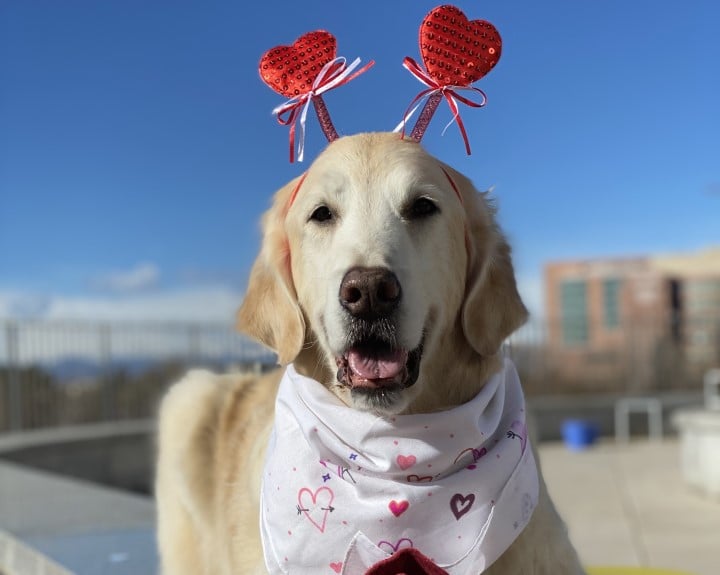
[238,133,526,415]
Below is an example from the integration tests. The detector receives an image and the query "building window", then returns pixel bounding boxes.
[561,280,588,345]
[603,279,621,329]
[685,279,720,311]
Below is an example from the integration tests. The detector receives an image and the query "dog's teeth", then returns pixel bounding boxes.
[336,366,348,384]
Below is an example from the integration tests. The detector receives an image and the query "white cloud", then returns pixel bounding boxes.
[0,287,267,364]
[0,286,242,323]
[0,293,52,318]
[91,262,160,292]
[2,276,544,325]
[0,275,547,363]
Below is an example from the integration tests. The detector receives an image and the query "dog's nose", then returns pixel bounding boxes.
[339,267,402,319]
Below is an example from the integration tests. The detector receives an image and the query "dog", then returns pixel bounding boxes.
[155,133,585,574]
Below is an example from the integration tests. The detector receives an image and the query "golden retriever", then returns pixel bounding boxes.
[155,133,585,574]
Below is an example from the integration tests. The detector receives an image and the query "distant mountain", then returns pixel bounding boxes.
[47,357,157,381]
[46,357,104,381]
[44,351,275,382]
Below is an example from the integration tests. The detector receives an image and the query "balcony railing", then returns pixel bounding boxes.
[1,316,718,431]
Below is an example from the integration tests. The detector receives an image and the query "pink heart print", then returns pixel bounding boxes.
[298,486,334,533]
[453,446,488,470]
[467,447,488,470]
[388,499,410,517]
[329,562,343,573]
[396,454,417,470]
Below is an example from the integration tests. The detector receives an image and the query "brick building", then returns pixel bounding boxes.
[543,247,720,391]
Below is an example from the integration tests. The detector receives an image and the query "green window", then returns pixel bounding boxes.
[603,279,621,329]
[561,280,588,345]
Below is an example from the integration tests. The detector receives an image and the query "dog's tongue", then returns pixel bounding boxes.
[347,348,408,380]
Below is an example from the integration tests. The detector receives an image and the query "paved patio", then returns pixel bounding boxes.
[0,461,155,575]
[542,439,720,575]
[1,438,719,574]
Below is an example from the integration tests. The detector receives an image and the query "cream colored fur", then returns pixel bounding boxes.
[156,133,585,574]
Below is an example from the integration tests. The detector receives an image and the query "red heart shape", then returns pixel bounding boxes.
[419,5,501,87]
[388,499,410,517]
[259,31,337,97]
[329,562,343,573]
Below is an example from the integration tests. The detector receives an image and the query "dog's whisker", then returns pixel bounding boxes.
[343,317,399,351]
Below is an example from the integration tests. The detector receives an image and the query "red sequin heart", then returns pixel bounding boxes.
[419,5,501,87]
[259,31,337,98]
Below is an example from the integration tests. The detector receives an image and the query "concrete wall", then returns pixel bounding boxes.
[0,394,705,498]
[0,421,154,495]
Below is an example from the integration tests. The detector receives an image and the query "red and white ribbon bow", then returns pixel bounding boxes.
[396,57,487,155]
[272,57,374,162]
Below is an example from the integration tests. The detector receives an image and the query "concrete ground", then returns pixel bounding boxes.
[541,439,720,575]
[0,461,156,575]
[1,438,719,574]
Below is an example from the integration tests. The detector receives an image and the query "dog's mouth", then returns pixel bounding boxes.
[335,337,423,406]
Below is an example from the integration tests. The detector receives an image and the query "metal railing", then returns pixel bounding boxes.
[1,316,718,431]
[509,315,720,396]
[0,320,274,431]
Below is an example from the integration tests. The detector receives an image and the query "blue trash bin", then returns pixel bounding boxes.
[561,419,598,450]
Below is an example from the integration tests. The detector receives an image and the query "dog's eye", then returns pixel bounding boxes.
[407,197,439,220]
[309,205,334,223]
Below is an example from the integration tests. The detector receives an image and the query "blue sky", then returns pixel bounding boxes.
[1,0,718,320]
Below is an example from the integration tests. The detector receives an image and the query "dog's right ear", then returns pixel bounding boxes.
[237,177,306,365]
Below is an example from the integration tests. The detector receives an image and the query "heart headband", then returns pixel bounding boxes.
[258,4,502,162]
[259,31,374,163]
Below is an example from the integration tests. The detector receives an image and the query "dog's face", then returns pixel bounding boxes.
[286,135,468,413]
[238,133,526,415]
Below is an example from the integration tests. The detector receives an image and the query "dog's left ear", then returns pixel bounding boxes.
[446,167,528,356]
[237,177,306,365]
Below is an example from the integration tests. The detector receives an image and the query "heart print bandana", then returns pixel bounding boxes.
[260,357,538,574]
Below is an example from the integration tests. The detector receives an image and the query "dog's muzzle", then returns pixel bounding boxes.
[335,266,423,409]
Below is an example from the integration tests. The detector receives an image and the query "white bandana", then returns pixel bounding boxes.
[260,358,538,575]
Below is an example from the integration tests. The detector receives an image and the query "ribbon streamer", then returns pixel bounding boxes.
[396,57,487,155]
[273,57,374,162]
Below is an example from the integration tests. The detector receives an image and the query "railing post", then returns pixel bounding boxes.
[188,325,201,364]
[5,321,22,430]
[704,368,720,411]
[99,323,115,421]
